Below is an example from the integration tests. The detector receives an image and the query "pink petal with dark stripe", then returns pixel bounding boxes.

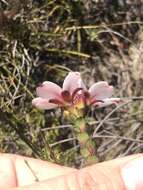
[89,81,113,100]
[36,81,63,101]
[93,98,120,108]
[32,97,58,110]
[62,72,85,95]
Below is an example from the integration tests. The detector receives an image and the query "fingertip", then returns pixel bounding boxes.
[121,156,143,190]
[80,155,143,190]
[0,154,76,186]
[0,156,17,189]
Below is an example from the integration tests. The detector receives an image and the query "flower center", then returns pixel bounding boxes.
[61,90,71,102]
[72,89,90,108]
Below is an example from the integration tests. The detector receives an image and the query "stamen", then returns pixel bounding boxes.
[72,88,83,101]
[90,99,104,105]
[49,99,64,105]
[83,91,90,99]
[61,90,71,102]
[82,91,90,106]
[72,90,90,107]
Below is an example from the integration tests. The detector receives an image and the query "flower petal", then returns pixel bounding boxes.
[36,81,62,100]
[93,98,120,108]
[89,81,113,100]
[32,97,58,110]
[78,78,87,91]
[62,72,86,94]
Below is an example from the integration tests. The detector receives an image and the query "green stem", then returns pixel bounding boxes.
[74,118,97,166]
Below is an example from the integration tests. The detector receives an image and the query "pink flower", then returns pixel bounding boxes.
[32,72,120,110]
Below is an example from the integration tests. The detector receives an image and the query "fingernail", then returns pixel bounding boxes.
[121,156,143,190]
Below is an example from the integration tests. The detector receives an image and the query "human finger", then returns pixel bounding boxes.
[7,154,143,190]
[0,154,76,188]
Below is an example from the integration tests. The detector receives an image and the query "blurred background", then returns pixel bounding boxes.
[0,0,143,167]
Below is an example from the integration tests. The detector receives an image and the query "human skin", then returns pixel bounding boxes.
[0,154,143,190]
